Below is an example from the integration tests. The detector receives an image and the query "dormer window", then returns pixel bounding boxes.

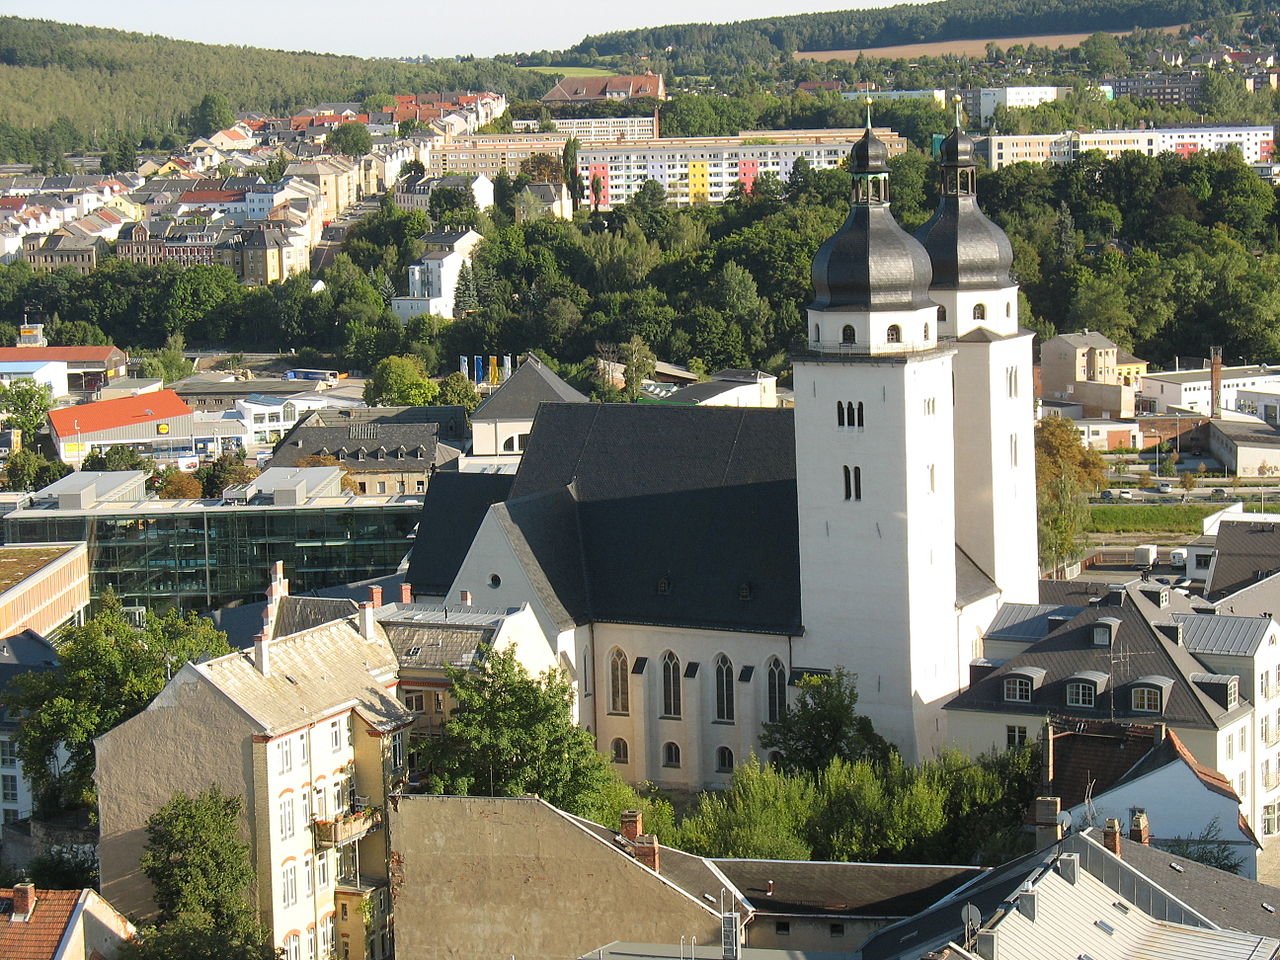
[1004,677,1031,702]
[1067,682,1095,708]
[1132,687,1161,713]
[1093,618,1120,647]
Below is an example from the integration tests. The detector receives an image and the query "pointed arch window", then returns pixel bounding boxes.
[715,654,734,722]
[856,401,864,428]
[609,649,629,715]
[662,651,682,719]
[923,323,930,340]
[886,324,901,344]
[841,324,856,344]
[937,304,946,327]
[843,465,852,501]
[716,746,735,773]
[836,402,845,427]
[767,658,787,723]
[662,742,681,768]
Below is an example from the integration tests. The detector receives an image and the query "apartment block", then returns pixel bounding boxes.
[512,114,660,141]
[424,134,571,179]
[578,129,905,209]
[980,125,1275,170]
[96,574,411,960]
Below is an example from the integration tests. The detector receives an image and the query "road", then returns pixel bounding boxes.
[311,197,382,273]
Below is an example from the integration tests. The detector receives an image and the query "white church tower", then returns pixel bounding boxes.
[916,109,1038,604]
[792,117,962,760]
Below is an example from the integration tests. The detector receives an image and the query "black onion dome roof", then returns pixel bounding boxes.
[916,198,1014,291]
[938,125,976,166]
[811,204,936,312]
[851,126,890,173]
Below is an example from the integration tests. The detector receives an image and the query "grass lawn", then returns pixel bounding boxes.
[515,65,616,76]
[1087,503,1220,534]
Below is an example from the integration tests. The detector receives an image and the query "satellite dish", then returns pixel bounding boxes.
[961,902,980,933]
[1058,810,1074,834]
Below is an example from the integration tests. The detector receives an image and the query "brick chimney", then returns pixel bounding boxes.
[1103,817,1123,856]
[10,882,35,921]
[261,560,289,647]
[368,584,383,607]
[400,581,414,603]
[620,809,643,843]
[1033,796,1063,849]
[1211,345,1223,419]
[358,601,377,641]
[1130,809,1150,845]
[633,834,659,873]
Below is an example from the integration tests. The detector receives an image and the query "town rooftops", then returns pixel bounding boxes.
[1054,330,1118,350]
[1173,611,1274,656]
[404,473,515,596]
[1044,721,1163,809]
[472,355,588,421]
[541,73,664,102]
[1109,726,1242,804]
[0,887,97,960]
[48,389,190,438]
[1206,517,1280,600]
[985,602,1085,644]
[1144,364,1279,384]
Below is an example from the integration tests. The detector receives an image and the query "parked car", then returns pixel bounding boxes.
[1118,489,1134,500]
[1157,481,1174,494]
[1101,490,1115,500]
[1211,488,1227,499]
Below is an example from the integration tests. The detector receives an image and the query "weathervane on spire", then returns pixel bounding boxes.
[953,93,963,129]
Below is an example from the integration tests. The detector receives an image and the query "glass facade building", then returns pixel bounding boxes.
[3,502,419,611]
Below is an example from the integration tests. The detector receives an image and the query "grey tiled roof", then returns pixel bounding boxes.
[1173,612,1272,656]
[472,357,588,422]
[381,622,494,671]
[985,603,1085,642]
[1208,518,1280,600]
[405,473,515,596]
[270,406,467,472]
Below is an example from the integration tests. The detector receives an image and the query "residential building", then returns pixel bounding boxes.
[284,157,359,217]
[973,85,1072,126]
[387,795,984,957]
[0,360,68,400]
[979,125,1275,170]
[21,234,107,275]
[0,884,136,960]
[1069,417,1143,451]
[578,129,908,209]
[513,114,660,140]
[424,134,572,179]
[514,182,573,220]
[1040,330,1137,418]
[463,354,588,471]
[0,344,126,397]
[268,406,468,495]
[2,469,420,611]
[389,229,484,322]
[238,393,355,455]
[393,173,493,214]
[96,573,412,958]
[541,73,666,105]
[240,224,309,284]
[1110,73,1208,106]
[116,221,242,271]
[407,119,1037,780]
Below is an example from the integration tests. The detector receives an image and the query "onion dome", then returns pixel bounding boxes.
[915,122,1014,290]
[810,119,934,312]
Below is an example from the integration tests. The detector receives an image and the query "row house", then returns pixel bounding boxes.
[97,567,412,960]
[21,233,107,275]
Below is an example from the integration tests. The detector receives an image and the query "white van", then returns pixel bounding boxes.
[1170,548,1188,569]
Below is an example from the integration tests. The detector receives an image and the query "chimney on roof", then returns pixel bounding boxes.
[1033,796,1063,849]
[459,589,472,606]
[358,601,377,641]
[1103,817,1123,856]
[369,584,383,607]
[633,834,659,873]
[1130,809,1151,845]
[1211,345,1223,419]
[1153,722,1167,744]
[400,581,414,604]
[262,560,288,645]
[620,809,643,843]
[10,882,35,921]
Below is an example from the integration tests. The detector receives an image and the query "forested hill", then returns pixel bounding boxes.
[0,17,551,134]
[572,0,1246,66]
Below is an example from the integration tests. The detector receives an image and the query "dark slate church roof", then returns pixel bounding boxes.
[404,472,515,596]
[503,403,802,635]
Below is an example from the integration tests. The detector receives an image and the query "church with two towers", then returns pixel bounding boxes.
[416,115,1039,786]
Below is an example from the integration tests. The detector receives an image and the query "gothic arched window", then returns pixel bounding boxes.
[886,324,901,343]
[836,402,845,427]
[841,324,856,344]
[611,738,629,763]
[715,654,734,722]
[609,649,629,715]
[716,746,734,773]
[662,741,681,768]
[662,651,682,718]
[767,657,787,723]
[856,401,864,428]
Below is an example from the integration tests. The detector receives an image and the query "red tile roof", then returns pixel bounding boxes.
[0,888,83,960]
[179,190,245,203]
[0,346,125,365]
[49,389,190,438]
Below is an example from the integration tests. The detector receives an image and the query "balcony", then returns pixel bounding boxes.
[313,800,382,848]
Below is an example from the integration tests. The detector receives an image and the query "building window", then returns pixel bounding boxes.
[279,797,295,840]
[1007,725,1027,748]
[1010,433,1018,467]
[855,401,864,428]
[282,865,298,907]
[611,738,629,764]
[285,934,300,960]
[767,658,787,723]
[1067,682,1095,708]
[973,303,986,321]
[330,721,341,751]
[0,741,14,768]
[841,324,856,344]
[716,746,734,772]
[837,401,845,427]
[391,731,405,770]
[610,649,629,715]
[830,923,846,938]
[0,775,15,804]
[662,651,682,718]
[277,738,293,774]
[304,853,314,897]
[434,691,445,713]
[1004,677,1032,703]
[775,922,790,936]
[1132,687,1161,713]
[404,692,425,712]
[937,305,946,327]
[886,324,901,343]
[923,323,930,340]
[1267,804,1278,836]
[317,851,329,888]
[662,741,681,768]
[715,654,735,722]
[813,324,820,342]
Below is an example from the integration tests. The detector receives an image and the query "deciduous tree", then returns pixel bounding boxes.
[761,667,889,776]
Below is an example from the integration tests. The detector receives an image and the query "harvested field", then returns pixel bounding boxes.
[797,24,1183,62]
